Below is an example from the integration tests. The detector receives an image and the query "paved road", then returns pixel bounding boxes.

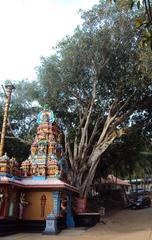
[1,207,152,240]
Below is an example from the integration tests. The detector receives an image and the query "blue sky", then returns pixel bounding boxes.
[0,0,99,84]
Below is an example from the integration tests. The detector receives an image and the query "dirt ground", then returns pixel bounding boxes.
[1,207,152,240]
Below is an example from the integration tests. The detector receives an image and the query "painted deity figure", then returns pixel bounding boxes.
[19,193,29,219]
[37,107,55,125]
[60,195,68,217]
[8,193,16,217]
[32,164,39,176]
[9,157,15,175]
[38,143,46,156]
[0,190,4,212]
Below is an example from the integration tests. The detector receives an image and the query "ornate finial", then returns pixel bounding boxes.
[43,104,49,111]
[37,108,55,125]
[2,152,9,160]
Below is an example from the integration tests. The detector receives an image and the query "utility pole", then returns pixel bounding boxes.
[0,83,15,157]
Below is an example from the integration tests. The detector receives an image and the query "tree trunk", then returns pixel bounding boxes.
[74,197,87,213]
[80,154,101,197]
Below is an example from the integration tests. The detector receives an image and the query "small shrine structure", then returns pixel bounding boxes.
[0,107,78,235]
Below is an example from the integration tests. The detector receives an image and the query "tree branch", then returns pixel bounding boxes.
[97,108,117,146]
[6,117,33,145]
[81,116,104,161]
[1,134,31,145]
[78,77,97,157]
[65,135,74,169]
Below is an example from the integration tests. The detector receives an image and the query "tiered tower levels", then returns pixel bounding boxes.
[21,109,66,179]
[0,109,67,180]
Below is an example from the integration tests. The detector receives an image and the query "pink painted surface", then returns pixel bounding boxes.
[0,176,78,192]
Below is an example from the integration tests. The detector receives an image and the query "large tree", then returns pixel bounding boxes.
[36,2,152,197]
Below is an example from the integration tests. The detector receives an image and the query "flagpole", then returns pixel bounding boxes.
[0,84,15,157]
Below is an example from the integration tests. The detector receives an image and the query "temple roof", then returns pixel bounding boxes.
[0,176,78,192]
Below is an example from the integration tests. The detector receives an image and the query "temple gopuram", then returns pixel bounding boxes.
[0,107,78,235]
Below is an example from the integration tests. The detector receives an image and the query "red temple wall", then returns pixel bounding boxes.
[0,186,19,219]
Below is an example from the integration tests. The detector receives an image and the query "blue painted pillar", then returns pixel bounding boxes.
[66,192,75,227]
[43,191,61,234]
[52,191,61,216]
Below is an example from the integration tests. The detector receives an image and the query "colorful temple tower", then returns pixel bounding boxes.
[21,108,66,179]
[0,108,78,235]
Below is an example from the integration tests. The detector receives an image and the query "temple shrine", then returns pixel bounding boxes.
[0,106,78,235]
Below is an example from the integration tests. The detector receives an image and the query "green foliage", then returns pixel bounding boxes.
[97,129,152,179]
[0,80,40,161]
[36,2,152,130]
[111,0,152,49]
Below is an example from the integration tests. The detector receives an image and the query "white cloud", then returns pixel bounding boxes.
[0,0,99,84]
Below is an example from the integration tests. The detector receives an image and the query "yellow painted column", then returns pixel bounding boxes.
[0,84,15,157]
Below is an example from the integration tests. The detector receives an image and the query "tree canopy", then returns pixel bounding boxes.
[36,2,152,196]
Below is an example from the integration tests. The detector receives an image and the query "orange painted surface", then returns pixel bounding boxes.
[23,191,53,220]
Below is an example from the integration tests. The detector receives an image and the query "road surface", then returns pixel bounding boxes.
[1,207,152,240]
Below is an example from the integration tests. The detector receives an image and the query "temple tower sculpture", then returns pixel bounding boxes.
[21,107,66,180]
